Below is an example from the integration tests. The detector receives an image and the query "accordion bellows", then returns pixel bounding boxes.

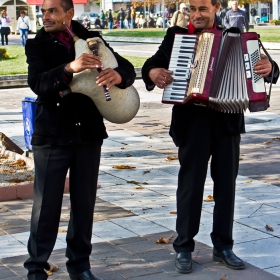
[162,29,267,113]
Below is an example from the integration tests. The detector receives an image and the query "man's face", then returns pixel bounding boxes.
[41,0,74,33]
[231,2,238,11]
[189,0,220,31]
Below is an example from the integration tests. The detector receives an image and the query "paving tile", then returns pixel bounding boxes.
[109,260,162,278]
[0,266,17,279]
[234,237,280,269]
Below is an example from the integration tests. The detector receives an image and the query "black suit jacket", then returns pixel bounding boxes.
[142,26,279,146]
[26,20,136,146]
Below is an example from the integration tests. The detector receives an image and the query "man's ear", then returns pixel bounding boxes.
[67,8,74,20]
[214,2,221,13]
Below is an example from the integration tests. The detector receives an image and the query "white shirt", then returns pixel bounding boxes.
[17,15,31,30]
[0,16,10,27]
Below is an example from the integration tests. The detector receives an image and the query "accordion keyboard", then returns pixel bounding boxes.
[162,34,198,103]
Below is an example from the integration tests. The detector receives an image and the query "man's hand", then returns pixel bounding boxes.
[254,54,272,78]
[96,68,122,90]
[149,68,173,89]
[65,53,103,73]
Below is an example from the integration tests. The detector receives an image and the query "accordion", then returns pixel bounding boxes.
[162,29,269,113]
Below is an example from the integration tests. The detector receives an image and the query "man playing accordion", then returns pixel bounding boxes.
[142,0,279,275]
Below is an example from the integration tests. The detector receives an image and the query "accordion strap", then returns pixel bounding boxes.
[258,39,275,107]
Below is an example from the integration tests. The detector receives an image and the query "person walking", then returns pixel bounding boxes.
[117,8,125,29]
[100,9,105,28]
[0,10,10,46]
[125,7,131,28]
[250,7,257,24]
[17,10,31,46]
[224,0,249,32]
[170,3,189,28]
[163,7,170,27]
[131,6,136,28]
[219,1,231,27]
[23,0,136,279]
[142,0,279,275]
[107,9,113,29]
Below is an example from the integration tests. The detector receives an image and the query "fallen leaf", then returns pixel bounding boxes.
[45,270,53,276]
[68,206,71,210]
[126,154,132,157]
[272,137,280,141]
[58,228,67,233]
[6,178,26,183]
[245,180,252,183]
[265,224,274,231]
[143,170,150,174]
[127,180,139,184]
[204,195,214,202]
[220,278,228,280]
[134,186,144,189]
[3,169,16,173]
[44,264,58,276]
[4,208,8,212]
[17,197,26,200]
[263,141,272,145]
[121,147,125,150]
[239,157,243,160]
[115,263,121,266]
[49,265,58,272]
[156,234,173,244]
[130,193,134,196]
[170,211,177,214]
[110,154,114,156]
[142,182,148,185]
[97,184,101,188]
[8,159,26,167]
[113,165,136,169]
[148,136,152,139]
[166,156,178,161]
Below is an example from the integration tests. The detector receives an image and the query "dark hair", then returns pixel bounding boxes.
[211,0,218,5]
[60,0,74,12]
[20,10,26,14]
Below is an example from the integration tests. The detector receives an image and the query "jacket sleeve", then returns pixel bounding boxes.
[243,12,249,31]
[25,40,72,98]
[264,60,279,84]
[224,12,230,29]
[142,26,185,91]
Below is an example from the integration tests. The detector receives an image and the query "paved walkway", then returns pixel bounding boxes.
[0,79,280,279]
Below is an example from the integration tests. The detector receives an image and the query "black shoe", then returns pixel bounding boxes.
[69,269,103,280]
[174,252,193,274]
[213,248,245,270]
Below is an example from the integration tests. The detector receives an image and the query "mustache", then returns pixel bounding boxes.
[43,20,55,25]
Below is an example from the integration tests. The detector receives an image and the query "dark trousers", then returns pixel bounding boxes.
[1,28,8,45]
[173,112,240,253]
[24,142,101,280]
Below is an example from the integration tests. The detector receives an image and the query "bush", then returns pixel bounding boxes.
[0,47,18,59]
[270,19,280,25]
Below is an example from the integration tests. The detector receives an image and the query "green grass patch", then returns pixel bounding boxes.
[0,46,28,75]
[253,28,280,43]
[102,28,166,38]
[0,46,144,75]
[123,55,148,67]
[102,27,280,42]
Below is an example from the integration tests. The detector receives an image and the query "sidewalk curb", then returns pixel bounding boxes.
[0,69,142,89]
[0,178,69,202]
